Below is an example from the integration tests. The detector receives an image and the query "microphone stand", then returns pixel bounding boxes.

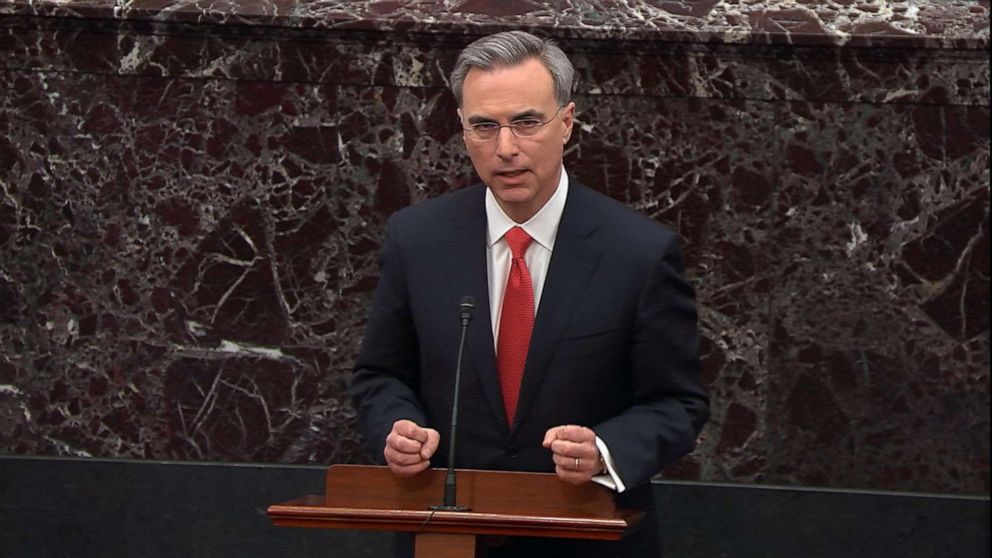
[430,296,474,512]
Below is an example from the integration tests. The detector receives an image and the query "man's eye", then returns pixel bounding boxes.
[513,119,542,129]
[473,123,499,132]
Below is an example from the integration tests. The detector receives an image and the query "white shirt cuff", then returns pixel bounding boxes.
[591,436,626,493]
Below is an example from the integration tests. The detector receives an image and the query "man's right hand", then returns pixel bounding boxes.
[383,419,440,477]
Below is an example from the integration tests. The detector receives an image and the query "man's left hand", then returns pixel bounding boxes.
[542,424,603,485]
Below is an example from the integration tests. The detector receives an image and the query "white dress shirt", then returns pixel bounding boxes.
[484,167,626,493]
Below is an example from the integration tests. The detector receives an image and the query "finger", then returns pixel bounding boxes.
[388,459,431,478]
[384,445,427,467]
[420,428,441,459]
[387,431,425,454]
[552,453,574,470]
[551,451,596,472]
[541,427,559,448]
[393,419,429,443]
[550,438,598,460]
[553,424,596,443]
[554,464,593,486]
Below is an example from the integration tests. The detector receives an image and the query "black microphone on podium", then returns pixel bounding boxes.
[430,295,475,512]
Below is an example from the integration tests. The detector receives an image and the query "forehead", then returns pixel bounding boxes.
[460,57,557,115]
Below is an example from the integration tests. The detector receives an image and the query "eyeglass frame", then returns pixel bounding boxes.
[459,104,568,142]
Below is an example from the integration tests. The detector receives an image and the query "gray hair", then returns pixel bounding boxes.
[450,31,575,107]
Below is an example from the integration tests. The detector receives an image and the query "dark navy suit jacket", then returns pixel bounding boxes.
[350,177,709,495]
[350,177,709,556]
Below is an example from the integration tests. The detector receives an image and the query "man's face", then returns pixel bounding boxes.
[459,57,575,223]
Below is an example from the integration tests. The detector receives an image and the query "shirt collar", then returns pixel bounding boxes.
[486,166,569,250]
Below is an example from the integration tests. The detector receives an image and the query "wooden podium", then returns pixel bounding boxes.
[268,464,641,558]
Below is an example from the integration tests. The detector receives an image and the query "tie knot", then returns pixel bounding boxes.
[504,226,533,259]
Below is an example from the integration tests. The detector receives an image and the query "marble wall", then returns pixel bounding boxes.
[1,1,988,495]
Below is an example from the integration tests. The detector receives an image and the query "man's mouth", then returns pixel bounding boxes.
[496,169,527,177]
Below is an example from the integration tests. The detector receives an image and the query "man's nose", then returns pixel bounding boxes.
[494,126,520,158]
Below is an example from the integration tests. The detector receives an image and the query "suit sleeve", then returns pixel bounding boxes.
[593,236,710,487]
[348,217,429,463]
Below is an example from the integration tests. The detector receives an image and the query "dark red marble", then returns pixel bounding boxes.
[0,1,988,496]
[1,0,987,48]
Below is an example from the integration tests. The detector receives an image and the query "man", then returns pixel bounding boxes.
[349,30,709,557]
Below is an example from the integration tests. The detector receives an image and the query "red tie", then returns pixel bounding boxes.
[497,226,534,425]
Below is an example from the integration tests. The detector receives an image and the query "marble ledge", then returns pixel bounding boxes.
[0,0,988,50]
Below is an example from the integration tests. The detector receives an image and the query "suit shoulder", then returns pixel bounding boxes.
[388,183,485,229]
[570,181,678,246]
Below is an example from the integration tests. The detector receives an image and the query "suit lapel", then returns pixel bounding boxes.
[445,186,507,434]
[513,182,604,430]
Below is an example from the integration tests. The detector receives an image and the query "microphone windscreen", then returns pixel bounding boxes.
[459,296,475,321]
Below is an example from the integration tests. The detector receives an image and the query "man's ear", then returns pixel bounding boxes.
[561,101,576,144]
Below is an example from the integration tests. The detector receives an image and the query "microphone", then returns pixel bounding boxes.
[459,296,474,327]
[430,296,474,512]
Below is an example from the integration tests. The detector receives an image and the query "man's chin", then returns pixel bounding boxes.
[491,186,534,205]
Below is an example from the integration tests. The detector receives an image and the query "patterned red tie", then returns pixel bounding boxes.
[497,226,534,425]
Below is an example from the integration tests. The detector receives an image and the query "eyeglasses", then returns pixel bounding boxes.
[461,105,565,142]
